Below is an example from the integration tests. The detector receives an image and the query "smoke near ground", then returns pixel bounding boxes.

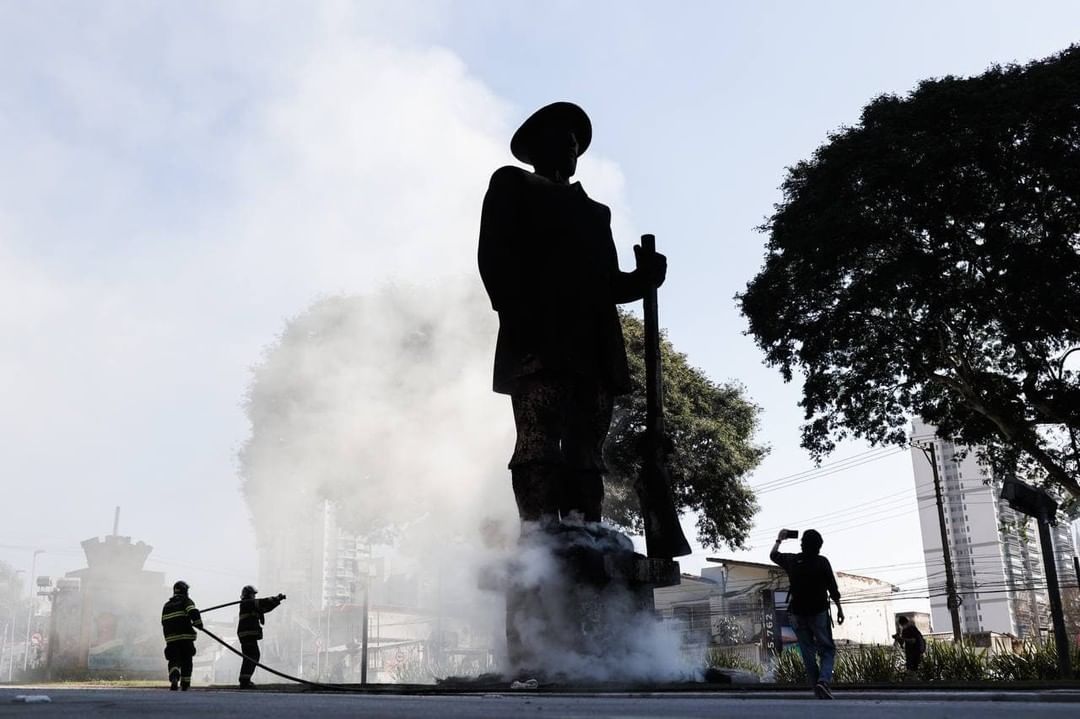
[504,527,697,682]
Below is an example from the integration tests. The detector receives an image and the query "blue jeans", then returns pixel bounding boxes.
[790,611,835,684]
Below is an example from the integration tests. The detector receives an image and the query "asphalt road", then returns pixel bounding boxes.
[2,687,1080,718]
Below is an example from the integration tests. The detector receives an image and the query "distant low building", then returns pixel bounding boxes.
[895,610,932,635]
[48,532,166,678]
[655,558,898,661]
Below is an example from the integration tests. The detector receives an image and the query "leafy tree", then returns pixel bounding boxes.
[740,46,1080,499]
[709,615,746,647]
[604,311,766,550]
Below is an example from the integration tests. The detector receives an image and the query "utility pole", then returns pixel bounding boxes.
[914,442,962,641]
[325,605,331,682]
[360,544,370,686]
[23,550,43,672]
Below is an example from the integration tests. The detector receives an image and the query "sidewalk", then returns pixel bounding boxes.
[671,688,1080,703]
[5,680,1080,703]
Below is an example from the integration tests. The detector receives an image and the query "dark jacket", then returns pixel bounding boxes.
[161,593,203,644]
[898,623,926,657]
[478,166,648,395]
[237,596,282,642]
[770,551,841,617]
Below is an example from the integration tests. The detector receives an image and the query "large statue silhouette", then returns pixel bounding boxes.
[478,102,667,527]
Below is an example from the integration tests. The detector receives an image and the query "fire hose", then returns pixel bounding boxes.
[194,605,355,691]
[195,625,348,690]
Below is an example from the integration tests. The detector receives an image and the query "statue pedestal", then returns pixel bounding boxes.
[503,523,681,679]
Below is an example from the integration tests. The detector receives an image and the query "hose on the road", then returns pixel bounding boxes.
[195,625,354,692]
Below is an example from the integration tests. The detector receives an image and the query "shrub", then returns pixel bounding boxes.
[989,640,1060,681]
[833,644,904,684]
[705,648,764,677]
[772,639,1080,684]
[772,648,806,684]
[916,640,988,682]
[711,616,746,646]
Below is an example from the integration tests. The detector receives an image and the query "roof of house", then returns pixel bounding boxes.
[676,573,719,585]
[706,556,897,588]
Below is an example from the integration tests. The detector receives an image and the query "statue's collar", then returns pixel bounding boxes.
[562,180,586,196]
[533,173,585,195]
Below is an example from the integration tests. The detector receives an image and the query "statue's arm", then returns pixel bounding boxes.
[612,229,666,303]
[596,205,648,304]
[612,269,647,304]
[478,167,522,312]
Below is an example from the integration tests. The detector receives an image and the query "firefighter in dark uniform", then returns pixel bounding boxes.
[237,585,285,688]
[478,101,667,526]
[161,580,202,691]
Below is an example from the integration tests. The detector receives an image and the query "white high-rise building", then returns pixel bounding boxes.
[910,419,1077,638]
[257,499,372,610]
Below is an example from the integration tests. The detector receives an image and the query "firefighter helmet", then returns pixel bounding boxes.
[241,585,257,599]
[173,580,190,595]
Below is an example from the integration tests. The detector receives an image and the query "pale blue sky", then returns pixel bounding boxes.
[2,1,1078,612]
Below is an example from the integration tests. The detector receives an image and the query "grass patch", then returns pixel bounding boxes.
[705,648,764,677]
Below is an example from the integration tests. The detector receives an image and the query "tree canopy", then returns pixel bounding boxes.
[605,311,766,550]
[740,46,1080,500]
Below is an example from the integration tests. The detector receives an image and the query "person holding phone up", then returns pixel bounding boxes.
[770,528,845,699]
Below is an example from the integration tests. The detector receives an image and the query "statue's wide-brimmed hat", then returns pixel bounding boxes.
[510,102,592,165]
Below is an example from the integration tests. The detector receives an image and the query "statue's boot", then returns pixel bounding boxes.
[511,463,560,525]
[507,463,560,677]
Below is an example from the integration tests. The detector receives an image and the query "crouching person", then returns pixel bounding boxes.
[161,580,203,691]
[237,585,285,688]
[894,616,926,675]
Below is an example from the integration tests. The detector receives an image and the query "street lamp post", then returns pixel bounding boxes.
[1001,476,1071,678]
[23,550,43,673]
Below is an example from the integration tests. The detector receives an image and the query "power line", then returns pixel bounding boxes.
[747,495,939,541]
[751,447,895,486]
[751,447,905,494]
[748,489,916,536]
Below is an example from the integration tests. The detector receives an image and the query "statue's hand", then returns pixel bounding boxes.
[633,245,668,287]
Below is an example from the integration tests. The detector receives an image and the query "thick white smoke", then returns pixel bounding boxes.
[240,280,515,560]
[240,279,696,682]
[1,1,689,681]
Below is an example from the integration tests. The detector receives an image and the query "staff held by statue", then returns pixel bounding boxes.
[636,233,691,559]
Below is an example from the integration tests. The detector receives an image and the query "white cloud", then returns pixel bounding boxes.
[0,2,634,600]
